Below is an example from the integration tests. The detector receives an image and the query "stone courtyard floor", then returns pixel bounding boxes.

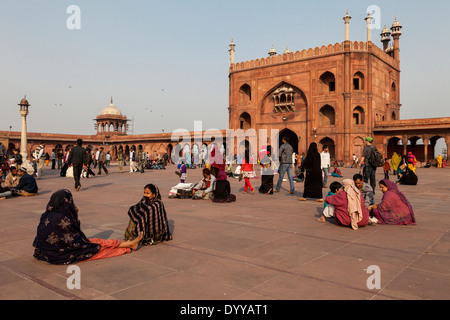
[0,164,449,301]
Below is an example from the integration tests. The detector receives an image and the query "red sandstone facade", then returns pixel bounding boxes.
[226,14,448,163]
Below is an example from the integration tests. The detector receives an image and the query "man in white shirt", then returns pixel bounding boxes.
[94,148,100,168]
[320,145,331,188]
[34,142,46,179]
[129,146,138,173]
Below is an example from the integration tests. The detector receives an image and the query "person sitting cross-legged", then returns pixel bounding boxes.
[11,167,39,197]
[192,168,216,200]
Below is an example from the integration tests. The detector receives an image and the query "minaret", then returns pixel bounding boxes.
[391,17,402,60]
[268,45,277,57]
[18,96,30,160]
[228,38,235,65]
[17,96,34,174]
[364,13,374,42]
[343,9,352,162]
[343,9,352,41]
[380,25,391,52]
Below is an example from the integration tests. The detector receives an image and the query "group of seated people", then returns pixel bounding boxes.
[0,166,39,200]
[318,173,416,229]
[172,167,236,203]
[147,159,166,170]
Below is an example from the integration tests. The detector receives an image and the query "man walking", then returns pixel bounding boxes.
[68,139,87,191]
[360,137,377,194]
[34,142,46,179]
[97,147,109,175]
[51,149,56,170]
[320,145,331,188]
[275,137,295,194]
[129,146,138,173]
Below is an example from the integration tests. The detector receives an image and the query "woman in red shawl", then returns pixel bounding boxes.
[368,179,416,225]
[324,179,370,229]
[209,144,225,178]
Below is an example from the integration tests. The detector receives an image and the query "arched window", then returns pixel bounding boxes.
[391,111,397,121]
[239,84,251,104]
[319,72,336,93]
[239,112,252,130]
[353,72,365,91]
[353,106,365,125]
[319,105,335,126]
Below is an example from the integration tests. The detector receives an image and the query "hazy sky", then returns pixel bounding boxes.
[1,0,449,136]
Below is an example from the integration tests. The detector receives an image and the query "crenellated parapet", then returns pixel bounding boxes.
[230,41,399,73]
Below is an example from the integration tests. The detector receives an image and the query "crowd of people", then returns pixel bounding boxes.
[0,136,441,265]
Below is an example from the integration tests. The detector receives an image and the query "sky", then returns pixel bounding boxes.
[0,0,449,143]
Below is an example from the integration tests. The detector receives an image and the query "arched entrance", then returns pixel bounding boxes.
[353,137,364,161]
[278,129,299,154]
[431,136,447,160]
[319,137,336,160]
[387,137,403,158]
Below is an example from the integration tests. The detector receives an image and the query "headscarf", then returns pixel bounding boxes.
[379,179,416,225]
[32,189,101,265]
[127,184,172,245]
[216,170,228,181]
[342,179,363,230]
[408,152,416,166]
[209,145,225,169]
[301,142,321,170]
[390,152,401,171]
[259,145,267,163]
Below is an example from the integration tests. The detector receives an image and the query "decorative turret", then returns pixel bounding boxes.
[268,45,277,57]
[284,46,291,54]
[380,25,391,52]
[390,17,402,60]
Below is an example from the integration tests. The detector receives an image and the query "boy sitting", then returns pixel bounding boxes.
[317,181,342,222]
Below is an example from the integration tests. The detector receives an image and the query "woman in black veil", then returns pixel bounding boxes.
[298,142,323,202]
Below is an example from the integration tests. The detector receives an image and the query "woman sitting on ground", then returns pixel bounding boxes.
[212,170,236,202]
[368,179,416,225]
[324,179,370,230]
[33,189,142,265]
[125,184,173,245]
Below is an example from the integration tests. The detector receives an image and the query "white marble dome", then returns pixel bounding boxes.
[101,98,122,116]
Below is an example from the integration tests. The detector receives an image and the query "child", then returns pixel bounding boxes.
[241,149,255,194]
[383,158,391,180]
[317,181,342,222]
[174,160,188,183]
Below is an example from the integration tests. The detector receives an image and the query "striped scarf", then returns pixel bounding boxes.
[127,185,172,245]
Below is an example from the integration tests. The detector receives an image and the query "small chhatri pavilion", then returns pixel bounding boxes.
[94,97,129,136]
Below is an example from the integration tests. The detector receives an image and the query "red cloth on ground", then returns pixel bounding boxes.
[86,238,131,261]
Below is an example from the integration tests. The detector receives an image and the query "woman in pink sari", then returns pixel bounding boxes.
[368,179,416,225]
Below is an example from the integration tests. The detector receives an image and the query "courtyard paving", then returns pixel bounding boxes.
[0,163,449,301]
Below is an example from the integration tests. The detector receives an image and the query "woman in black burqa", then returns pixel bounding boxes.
[298,142,323,202]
